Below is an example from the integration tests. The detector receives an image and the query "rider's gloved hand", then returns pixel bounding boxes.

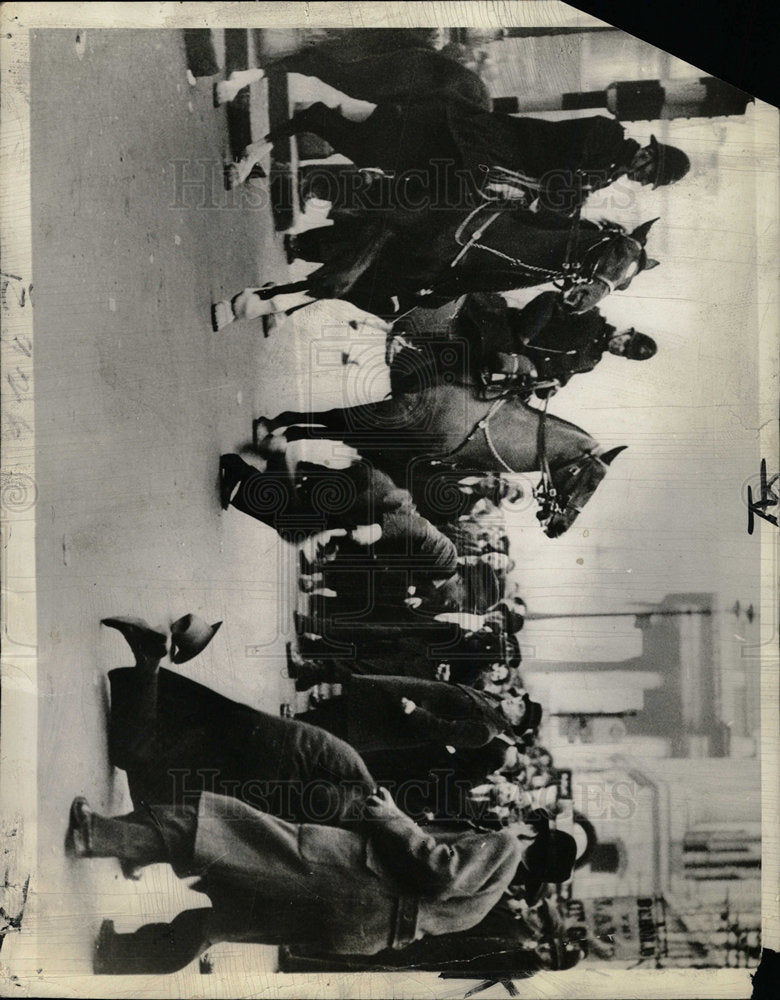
[534,379,560,399]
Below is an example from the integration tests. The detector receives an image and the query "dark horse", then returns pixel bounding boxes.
[216,45,490,121]
[270,45,490,107]
[212,212,659,331]
[252,381,627,538]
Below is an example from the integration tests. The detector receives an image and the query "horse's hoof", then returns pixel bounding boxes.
[119,859,143,881]
[226,142,272,189]
[283,233,299,265]
[252,417,272,449]
[213,80,235,107]
[223,163,243,190]
[211,299,235,332]
[223,161,265,191]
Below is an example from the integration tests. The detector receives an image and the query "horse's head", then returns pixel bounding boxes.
[562,218,660,313]
[539,445,627,538]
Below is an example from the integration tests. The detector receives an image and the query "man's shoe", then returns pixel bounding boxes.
[101,617,168,665]
[64,797,93,858]
[93,919,117,974]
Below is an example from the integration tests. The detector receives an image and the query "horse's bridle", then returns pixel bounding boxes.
[563,228,644,295]
[533,396,566,526]
[426,389,597,533]
[449,202,641,295]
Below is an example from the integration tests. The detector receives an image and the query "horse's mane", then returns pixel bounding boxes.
[510,395,595,441]
[508,213,628,243]
[593,219,628,235]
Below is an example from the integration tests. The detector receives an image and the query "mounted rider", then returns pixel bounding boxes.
[453,291,656,397]
[277,103,689,219]
[442,105,691,214]
[507,291,656,396]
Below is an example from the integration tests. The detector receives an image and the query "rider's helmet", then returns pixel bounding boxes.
[622,329,658,360]
[649,135,691,188]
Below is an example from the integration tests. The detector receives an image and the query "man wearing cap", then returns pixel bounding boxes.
[296,673,542,753]
[450,290,655,397]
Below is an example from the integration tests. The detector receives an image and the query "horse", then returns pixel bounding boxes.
[215,46,490,111]
[211,212,660,332]
[252,381,627,538]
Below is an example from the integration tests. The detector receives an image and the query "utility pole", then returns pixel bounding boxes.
[493,76,753,120]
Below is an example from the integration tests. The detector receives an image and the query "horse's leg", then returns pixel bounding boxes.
[256,398,400,440]
[211,283,314,332]
[228,103,373,188]
[212,48,447,107]
[221,48,489,108]
[225,106,342,188]
[214,68,266,105]
[291,223,357,264]
[267,103,373,164]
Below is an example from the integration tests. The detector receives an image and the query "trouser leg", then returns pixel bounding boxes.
[94,908,215,975]
[88,803,198,872]
[295,697,348,739]
[228,466,294,527]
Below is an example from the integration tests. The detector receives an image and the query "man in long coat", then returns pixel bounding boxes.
[444,108,690,213]
[103,616,376,827]
[295,674,541,753]
[261,99,689,216]
[67,786,527,973]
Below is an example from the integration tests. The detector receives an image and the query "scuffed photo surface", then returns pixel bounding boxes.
[1,5,777,998]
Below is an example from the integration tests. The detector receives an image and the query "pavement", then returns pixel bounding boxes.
[3,27,394,993]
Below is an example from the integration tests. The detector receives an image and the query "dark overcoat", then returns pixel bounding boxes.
[345,675,510,752]
[444,107,640,211]
[510,291,615,387]
[108,667,374,824]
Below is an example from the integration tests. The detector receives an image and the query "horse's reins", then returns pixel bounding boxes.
[448,199,632,297]
[450,202,569,283]
[427,388,569,530]
[429,395,517,473]
[428,387,552,480]
[534,395,557,515]
[425,380,593,528]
